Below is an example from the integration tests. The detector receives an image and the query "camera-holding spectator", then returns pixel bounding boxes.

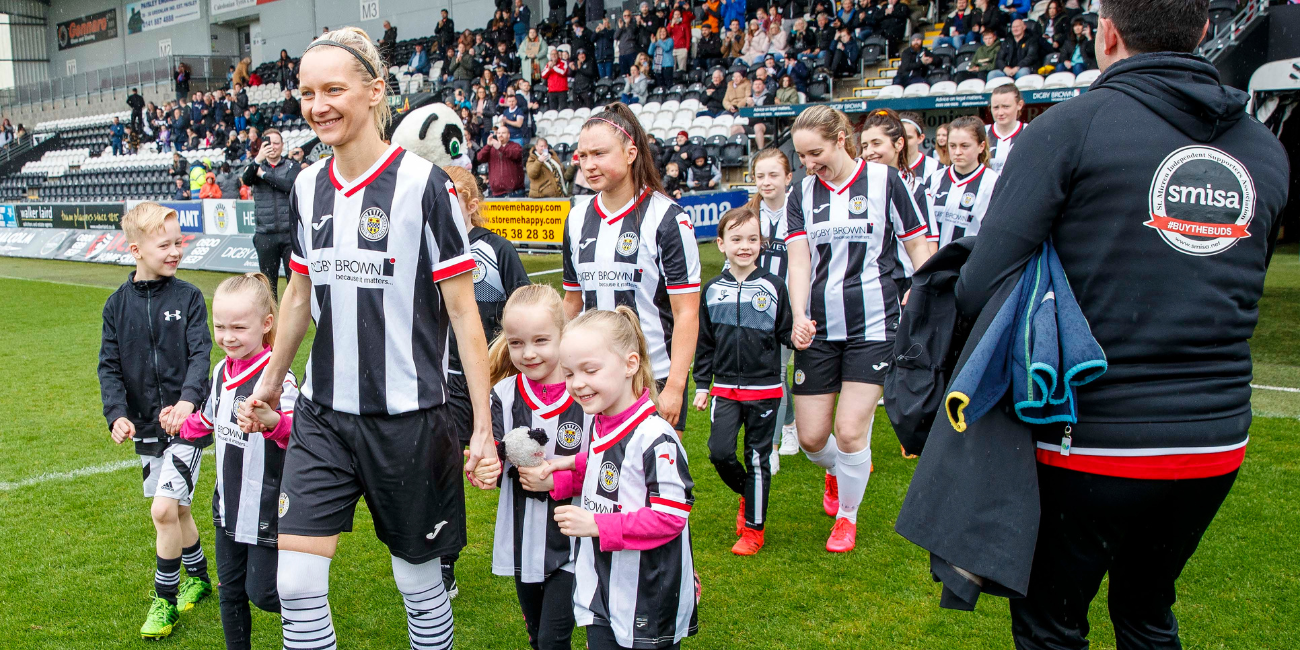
[173,177,191,200]
[287,147,304,163]
[989,18,1041,80]
[569,49,598,109]
[109,117,126,156]
[241,128,300,300]
[1059,16,1098,73]
[449,43,478,94]
[526,138,571,198]
[894,33,933,86]
[830,27,861,78]
[686,148,720,192]
[476,125,525,197]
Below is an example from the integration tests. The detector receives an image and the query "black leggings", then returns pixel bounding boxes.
[215,532,280,650]
[252,232,293,300]
[586,624,679,650]
[1010,465,1238,650]
[515,571,576,650]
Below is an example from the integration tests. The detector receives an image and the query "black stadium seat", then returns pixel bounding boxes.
[861,36,888,67]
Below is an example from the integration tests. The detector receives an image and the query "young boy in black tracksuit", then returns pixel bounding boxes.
[693,206,795,556]
[98,203,214,640]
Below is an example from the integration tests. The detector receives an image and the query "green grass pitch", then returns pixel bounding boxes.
[0,246,1297,649]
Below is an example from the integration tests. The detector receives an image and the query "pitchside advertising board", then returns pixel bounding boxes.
[16,203,124,229]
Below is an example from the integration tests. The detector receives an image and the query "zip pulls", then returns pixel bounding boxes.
[1060,424,1072,456]
[146,284,165,433]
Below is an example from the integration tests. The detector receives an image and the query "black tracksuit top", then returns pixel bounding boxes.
[694,268,795,395]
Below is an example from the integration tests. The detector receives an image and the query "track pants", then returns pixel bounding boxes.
[514,570,576,650]
[252,232,293,300]
[707,395,779,530]
[1011,464,1238,650]
[215,530,280,650]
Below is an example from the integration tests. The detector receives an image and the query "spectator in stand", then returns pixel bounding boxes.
[522,28,547,83]
[378,20,397,63]
[742,19,770,64]
[248,68,262,86]
[541,49,569,111]
[686,148,720,191]
[188,158,207,192]
[174,63,190,100]
[620,63,650,104]
[511,0,529,47]
[701,0,721,31]
[1061,17,1098,73]
[789,18,815,66]
[721,0,746,34]
[669,9,692,71]
[126,126,141,155]
[703,68,728,114]
[782,54,810,93]
[933,0,979,49]
[752,77,773,106]
[990,18,1041,80]
[663,160,685,198]
[173,177,191,200]
[241,128,300,298]
[169,152,188,178]
[527,138,571,198]
[593,17,615,79]
[235,108,249,132]
[661,130,693,170]
[1039,0,1071,40]
[756,63,778,93]
[215,161,240,198]
[186,127,201,152]
[436,8,457,51]
[696,23,724,70]
[829,26,861,78]
[570,19,594,56]
[450,43,479,94]
[248,104,269,131]
[501,92,527,146]
[776,74,800,103]
[277,89,300,124]
[649,26,676,88]
[406,43,430,77]
[811,12,835,67]
[199,172,221,198]
[287,147,303,164]
[233,82,249,113]
[615,10,638,75]
[477,125,525,197]
[570,49,598,109]
[127,88,145,131]
[847,0,879,41]
[721,19,746,64]
[975,0,1010,38]
[723,69,752,114]
[275,49,293,83]
[110,117,126,156]
[964,27,1003,80]
[157,122,172,152]
[878,0,910,52]
[767,21,788,60]
[232,58,251,88]
[1000,0,1030,19]
[893,33,934,85]
[247,126,262,159]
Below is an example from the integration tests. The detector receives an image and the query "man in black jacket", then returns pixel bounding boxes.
[893,32,934,86]
[127,88,146,130]
[954,1,1289,648]
[696,23,723,70]
[241,128,301,299]
[989,18,1040,80]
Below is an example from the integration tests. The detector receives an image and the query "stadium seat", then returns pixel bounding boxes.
[1074,69,1100,86]
[713,114,734,129]
[985,75,1015,91]
[1015,74,1045,90]
[1043,71,1075,88]
[688,133,706,145]
[680,98,700,113]
[720,142,746,167]
[707,125,731,138]
[558,108,575,120]
[929,81,958,96]
[861,36,887,67]
[628,103,643,114]
[542,110,559,121]
[643,101,661,114]
[575,107,591,119]
[661,100,680,113]
[875,85,905,99]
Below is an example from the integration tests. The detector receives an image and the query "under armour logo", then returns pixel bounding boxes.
[579,237,598,250]
[872,361,890,371]
[312,214,333,230]
[426,520,448,540]
[163,310,182,321]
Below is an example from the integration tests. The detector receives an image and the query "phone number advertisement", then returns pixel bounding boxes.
[482,199,570,244]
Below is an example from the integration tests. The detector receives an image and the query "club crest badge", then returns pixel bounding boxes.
[599,461,620,492]
[750,290,773,312]
[1146,145,1254,256]
[358,207,390,241]
[472,259,486,283]
[961,192,976,208]
[794,369,806,385]
[278,493,290,517]
[557,422,582,450]
[848,195,868,214]
[617,232,639,256]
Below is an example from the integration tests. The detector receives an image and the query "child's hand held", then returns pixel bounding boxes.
[554,505,599,537]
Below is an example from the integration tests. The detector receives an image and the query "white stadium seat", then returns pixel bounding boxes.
[1043,71,1075,88]
[956,79,985,94]
[903,83,930,97]
[1074,69,1101,86]
[929,81,958,96]
[642,101,661,113]
[660,100,680,113]
[558,108,575,120]
[1015,74,1045,90]
[542,109,559,121]
[985,75,1015,91]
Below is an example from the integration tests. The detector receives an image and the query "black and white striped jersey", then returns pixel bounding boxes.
[893,168,934,280]
[986,121,1024,173]
[925,163,999,248]
[448,226,531,374]
[287,144,475,416]
[785,159,928,342]
[573,397,697,648]
[197,349,299,547]
[757,198,790,280]
[908,154,941,187]
[562,190,701,379]
[490,374,593,583]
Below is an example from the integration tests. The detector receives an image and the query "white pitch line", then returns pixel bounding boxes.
[1252,383,1300,394]
[0,450,214,491]
[0,274,114,291]
[527,268,564,277]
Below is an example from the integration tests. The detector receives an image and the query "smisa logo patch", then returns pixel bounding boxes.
[1145,146,1255,256]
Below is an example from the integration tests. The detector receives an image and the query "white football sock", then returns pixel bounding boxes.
[278,550,337,650]
[802,434,838,475]
[392,555,454,650]
[835,445,874,524]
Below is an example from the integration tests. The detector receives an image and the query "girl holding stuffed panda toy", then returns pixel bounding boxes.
[471,284,593,650]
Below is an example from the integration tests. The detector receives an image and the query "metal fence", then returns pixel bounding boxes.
[1,55,240,111]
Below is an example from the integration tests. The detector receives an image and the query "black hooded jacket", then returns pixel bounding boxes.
[955,53,1290,467]
[99,273,212,456]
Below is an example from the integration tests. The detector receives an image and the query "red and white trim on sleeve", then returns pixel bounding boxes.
[432,254,476,282]
[709,383,784,401]
[784,230,807,244]
[648,496,693,518]
[1035,438,1248,480]
[516,373,575,419]
[563,281,582,292]
[899,222,929,241]
[288,253,309,275]
[592,400,657,453]
[666,282,700,295]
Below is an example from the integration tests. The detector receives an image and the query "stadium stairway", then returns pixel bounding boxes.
[837,25,944,100]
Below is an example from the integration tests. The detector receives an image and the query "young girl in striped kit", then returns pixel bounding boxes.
[471,284,593,650]
[179,272,298,650]
[550,307,698,649]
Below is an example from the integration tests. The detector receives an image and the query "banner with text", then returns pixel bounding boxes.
[15,203,124,230]
[678,190,750,240]
[482,199,569,245]
[57,9,119,51]
[211,0,281,15]
[127,200,204,233]
[126,0,202,35]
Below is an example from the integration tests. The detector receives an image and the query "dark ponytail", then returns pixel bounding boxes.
[582,102,665,196]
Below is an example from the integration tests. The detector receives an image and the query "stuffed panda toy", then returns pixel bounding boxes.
[502,426,551,500]
[387,97,473,170]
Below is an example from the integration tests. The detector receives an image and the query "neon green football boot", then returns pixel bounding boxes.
[175,576,212,612]
[140,594,180,640]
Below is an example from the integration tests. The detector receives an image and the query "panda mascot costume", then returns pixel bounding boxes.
[385,94,531,600]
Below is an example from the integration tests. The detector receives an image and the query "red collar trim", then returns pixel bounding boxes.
[992,121,1023,141]
[592,398,657,453]
[516,373,574,419]
[909,155,925,171]
[949,164,985,187]
[595,189,649,224]
[817,159,865,195]
[223,348,273,389]
[329,145,404,197]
